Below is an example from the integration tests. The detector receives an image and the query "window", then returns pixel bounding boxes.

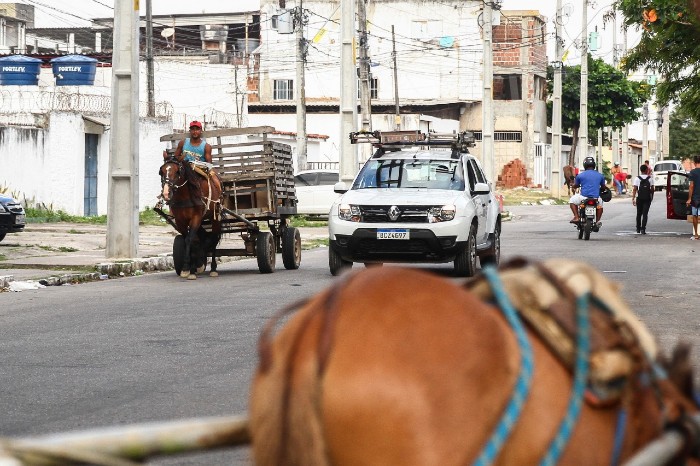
[472,131,523,143]
[319,172,339,185]
[493,74,522,100]
[271,15,279,29]
[357,77,379,99]
[273,79,294,100]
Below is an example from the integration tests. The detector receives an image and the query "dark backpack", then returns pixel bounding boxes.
[637,176,652,201]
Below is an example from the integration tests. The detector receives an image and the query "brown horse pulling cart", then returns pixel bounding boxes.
[156,126,301,276]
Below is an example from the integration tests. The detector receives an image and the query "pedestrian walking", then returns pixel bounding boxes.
[687,155,700,240]
[632,164,654,234]
[612,162,623,195]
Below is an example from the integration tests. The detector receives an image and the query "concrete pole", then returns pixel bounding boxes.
[392,25,400,130]
[642,102,648,174]
[295,3,308,171]
[621,26,630,173]
[551,0,563,198]
[358,0,372,133]
[656,105,663,161]
[482,2,495,183]
[146,0,155,117]
[106,0,139,258]
[597,127,602,171]
[339,0,358,183]
[579,0,588,168]
[611,9,619,165]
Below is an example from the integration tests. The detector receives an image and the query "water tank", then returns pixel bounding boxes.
[0,55,42,85]
[235,38,261,53]
[50,55,98,86]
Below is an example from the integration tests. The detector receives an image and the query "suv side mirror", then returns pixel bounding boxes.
[334,181,349,194]
[473,182,490,195]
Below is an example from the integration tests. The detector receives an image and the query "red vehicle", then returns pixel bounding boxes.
[666,170,690,219]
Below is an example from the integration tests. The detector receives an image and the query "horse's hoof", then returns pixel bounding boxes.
[209,271,219,277]
[197,265,206,273]
[187,274,197,280]
[180,271,190,278]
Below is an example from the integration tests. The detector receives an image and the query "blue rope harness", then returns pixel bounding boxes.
[539,292,590,466]
[473,265,534,466]
[474,266,592,466]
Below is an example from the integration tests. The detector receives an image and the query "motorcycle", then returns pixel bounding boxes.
[575,197,599,240]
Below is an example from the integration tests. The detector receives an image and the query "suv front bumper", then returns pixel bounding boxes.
[330,228,465,263]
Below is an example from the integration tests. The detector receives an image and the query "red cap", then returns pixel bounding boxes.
[189,120,202,129]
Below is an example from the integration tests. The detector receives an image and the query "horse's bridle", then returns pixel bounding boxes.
[159,157,188,202]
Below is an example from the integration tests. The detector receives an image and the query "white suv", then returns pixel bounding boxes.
[653,160,684,191]
[328,131,501,277]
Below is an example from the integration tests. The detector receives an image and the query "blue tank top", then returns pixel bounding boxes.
[182,138,206,162]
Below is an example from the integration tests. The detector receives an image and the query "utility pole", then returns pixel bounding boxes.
[107,0,139,258]
[642,101,648,172]
[656,105,664,161]
[579,0,588,168]
[146,0,155,117]
[358,0,372,133]
[621,27,630,174]
[339,0,357,184]
[482,2,494,183]
[611,9,619,165]
[295,2,308,171]
[551,0,563,198]
[391,25,400,130]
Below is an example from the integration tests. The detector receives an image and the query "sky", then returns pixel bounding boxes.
[31,0,642,73]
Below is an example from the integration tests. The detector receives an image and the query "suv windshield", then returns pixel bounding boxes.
[353,158,465,190]
[654,162,680,172]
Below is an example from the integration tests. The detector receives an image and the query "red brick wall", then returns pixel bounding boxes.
[493,15,547,69]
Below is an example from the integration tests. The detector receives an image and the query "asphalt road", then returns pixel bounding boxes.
[0,196,698,464]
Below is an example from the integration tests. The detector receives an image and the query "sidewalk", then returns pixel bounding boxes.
[0,222,327,289]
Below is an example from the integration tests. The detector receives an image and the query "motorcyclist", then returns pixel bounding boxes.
[569,156,606,228]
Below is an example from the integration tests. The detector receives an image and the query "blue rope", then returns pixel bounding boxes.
[539,292,591,466]
[610,408,628,466]
[473,265,534,466]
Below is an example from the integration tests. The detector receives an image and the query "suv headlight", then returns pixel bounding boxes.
[0,203,7,213]
[338,203,361,222]
[428,205,456,223]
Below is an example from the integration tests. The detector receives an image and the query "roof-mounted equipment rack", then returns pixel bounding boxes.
[349,130,476,158]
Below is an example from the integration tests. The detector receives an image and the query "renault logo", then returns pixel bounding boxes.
[388,205,401,221]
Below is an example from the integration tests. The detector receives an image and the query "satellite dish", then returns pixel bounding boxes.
[161,28,175,38]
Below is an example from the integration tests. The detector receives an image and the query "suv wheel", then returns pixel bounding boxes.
[329,247,352,276]
[454,225,477,277]
[479,223,500,267]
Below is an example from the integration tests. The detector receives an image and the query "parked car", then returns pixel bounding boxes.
[328,131,501,277]
[653,160,684,192]
[0,194,26,242]
[294,169,340,216]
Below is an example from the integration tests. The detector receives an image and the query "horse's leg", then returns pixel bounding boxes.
[185,213,204,280]
[209,224,221,277]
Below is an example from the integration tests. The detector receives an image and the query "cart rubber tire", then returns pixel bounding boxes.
[256,231,276,274]
[454,224,477,277]
[0,233,5,243]
[282,227,302,270]
[173,235,185,276]
[329,247,352,276]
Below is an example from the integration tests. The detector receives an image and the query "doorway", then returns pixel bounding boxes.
[84,134,98,216]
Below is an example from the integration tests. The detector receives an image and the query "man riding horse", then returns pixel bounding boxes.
[174,120,222,196]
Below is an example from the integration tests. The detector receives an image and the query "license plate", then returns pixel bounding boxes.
[585,206,595,216]
[377,229,409,240]
[15,214,25,224]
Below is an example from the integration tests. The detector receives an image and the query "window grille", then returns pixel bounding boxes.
[273,79,294,100]
[472,131,523,142]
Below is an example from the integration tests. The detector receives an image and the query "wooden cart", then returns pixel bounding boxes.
[157,126,301,274]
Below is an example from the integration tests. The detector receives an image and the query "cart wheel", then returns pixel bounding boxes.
[256,231,276,274]
[282,227,301,270]
[173,235,185,276]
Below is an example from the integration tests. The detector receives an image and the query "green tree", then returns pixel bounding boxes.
[616,0,700,120]
[669,106,700,159]
[548,57,648,166]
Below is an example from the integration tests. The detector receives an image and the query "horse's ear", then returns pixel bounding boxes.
[163,150,168,160]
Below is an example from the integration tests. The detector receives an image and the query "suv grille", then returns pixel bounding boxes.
[360,205,434,223]
[5,201,23,214]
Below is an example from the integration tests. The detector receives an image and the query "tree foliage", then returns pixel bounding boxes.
[547,57,648,165]
[616,0,700,120]
[669,106,700,159]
